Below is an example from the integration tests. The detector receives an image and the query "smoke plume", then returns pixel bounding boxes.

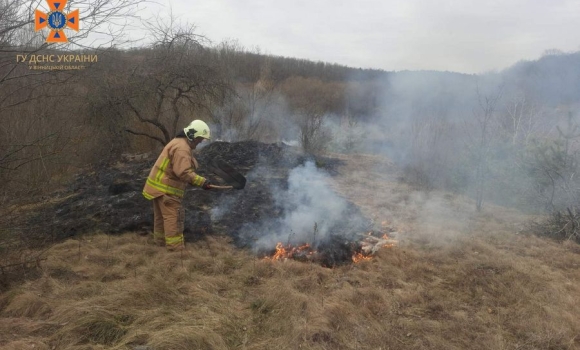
[236,161,368,252]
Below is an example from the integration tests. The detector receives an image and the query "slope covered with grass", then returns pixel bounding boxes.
[1,153,579,350]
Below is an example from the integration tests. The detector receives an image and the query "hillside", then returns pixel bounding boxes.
[1,150,579,349]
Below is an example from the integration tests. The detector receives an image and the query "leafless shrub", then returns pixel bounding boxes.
[281,77,343,154]
[529,207,580,243]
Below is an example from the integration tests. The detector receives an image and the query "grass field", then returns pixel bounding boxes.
[1,153,579,349]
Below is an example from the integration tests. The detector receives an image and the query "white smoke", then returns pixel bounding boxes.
[210,195,235,221]
[242,161,352,251]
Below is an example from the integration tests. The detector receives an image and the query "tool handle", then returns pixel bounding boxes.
[208,185,234,190]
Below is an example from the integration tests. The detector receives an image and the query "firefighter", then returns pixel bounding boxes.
[142,119,213,251]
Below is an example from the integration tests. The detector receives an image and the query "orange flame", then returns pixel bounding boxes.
[263,231,397,264]
[263,242,313,261]
[351,252,373,263]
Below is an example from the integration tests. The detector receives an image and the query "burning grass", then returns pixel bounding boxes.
[260,231,397,266]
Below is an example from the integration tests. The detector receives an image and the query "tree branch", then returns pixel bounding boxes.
[125,128,165,146]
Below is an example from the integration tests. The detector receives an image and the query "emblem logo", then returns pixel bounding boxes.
[35,0,79,43]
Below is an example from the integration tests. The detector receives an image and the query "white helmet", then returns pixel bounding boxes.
[184,120,211,141]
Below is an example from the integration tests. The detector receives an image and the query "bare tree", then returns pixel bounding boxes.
[92,18,231,146]
[0,0,144,191]
[0,0,142,88]
[239,62,279,140]
[500,93,545,146]
[282,77,343,154]
[464,83,503,211]
[211,61,279,141]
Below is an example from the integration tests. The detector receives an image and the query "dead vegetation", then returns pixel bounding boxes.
[1,153,580,349]
[530,207,580,244]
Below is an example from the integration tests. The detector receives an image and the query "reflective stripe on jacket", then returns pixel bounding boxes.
[142,137,206,199]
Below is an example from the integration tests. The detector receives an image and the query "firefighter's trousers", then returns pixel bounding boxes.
[152,194,185,251]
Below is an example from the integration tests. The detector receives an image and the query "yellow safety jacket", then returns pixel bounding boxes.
[142,137,206,200]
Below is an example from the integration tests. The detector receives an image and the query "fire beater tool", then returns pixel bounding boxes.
[207,159,246,190]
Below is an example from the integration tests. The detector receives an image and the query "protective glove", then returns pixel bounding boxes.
[202,179,213,190]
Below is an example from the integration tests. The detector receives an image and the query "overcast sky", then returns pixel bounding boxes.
[137,0,580,74]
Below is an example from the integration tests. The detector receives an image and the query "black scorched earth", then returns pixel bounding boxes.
[26,141,379,266]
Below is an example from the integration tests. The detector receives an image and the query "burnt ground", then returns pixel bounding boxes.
[21,141,374,264]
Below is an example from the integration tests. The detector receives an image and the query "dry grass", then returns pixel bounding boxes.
[1,154,580,349]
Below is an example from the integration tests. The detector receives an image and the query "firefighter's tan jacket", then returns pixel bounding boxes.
[142,138,205,200]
